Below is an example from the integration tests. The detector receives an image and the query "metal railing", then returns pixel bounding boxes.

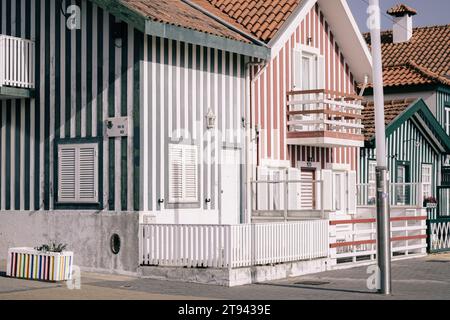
[0,35,35,89]
[357,182,424,208]
[286,89,364,135]
[251,178,324,219]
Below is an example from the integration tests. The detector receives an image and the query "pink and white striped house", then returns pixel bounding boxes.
[199,0,372,217]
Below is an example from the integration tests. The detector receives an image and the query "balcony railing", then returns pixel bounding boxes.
[0,35,35,89]
[286,89,364,147]
[357,182,425,208]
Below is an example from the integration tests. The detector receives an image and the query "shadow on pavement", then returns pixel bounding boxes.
[257,282,376,295]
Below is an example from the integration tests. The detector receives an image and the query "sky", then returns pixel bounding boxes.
[346,0,450,33]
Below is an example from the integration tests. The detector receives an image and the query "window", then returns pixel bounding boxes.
[368,161,377,204]
[58,143,99,203]
[293,46,325,90]
[292,46,325,131]
[168,144,198,203]
[396,164,410,205]
[421,164,432,199]
[445,106,450,135]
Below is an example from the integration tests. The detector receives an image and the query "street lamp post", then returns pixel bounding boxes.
[368,0,392,295]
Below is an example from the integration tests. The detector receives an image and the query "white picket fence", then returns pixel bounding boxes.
[140,220,329,268]
[0,35,35,88]
[329,209,427,265]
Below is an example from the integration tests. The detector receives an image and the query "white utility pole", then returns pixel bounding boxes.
[368,0,392,295]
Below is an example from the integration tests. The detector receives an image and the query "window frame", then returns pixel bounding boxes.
[421,163,433,199]
[168,143,199,204]
[54,138,102,209]
[292,44,325,91]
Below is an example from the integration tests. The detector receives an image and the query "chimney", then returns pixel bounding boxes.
[387,4,417,43]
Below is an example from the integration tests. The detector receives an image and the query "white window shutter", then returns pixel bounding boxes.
[58,143,98,204]
[168,144,199,203]
[183,145,198,202]
[292,48,303,89]
[347,171,357,213]
[322,169,333,211]
[169,145,184,202]
[257,166,269,210]
[58,147,77,202]
[78,146,98,201]
[317,55,325,90]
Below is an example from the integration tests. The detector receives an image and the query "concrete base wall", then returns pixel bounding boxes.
[138,258,329,287]
[0,211,139,274]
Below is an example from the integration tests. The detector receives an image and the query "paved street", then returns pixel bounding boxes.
[1,254,449,300]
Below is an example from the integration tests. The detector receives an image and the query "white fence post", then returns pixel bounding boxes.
[139,221,329,268]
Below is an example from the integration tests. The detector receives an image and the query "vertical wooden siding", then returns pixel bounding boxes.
[252,3,359,170]
[139,36,247,212]
[0,0,141,211]
[359,118,441,193]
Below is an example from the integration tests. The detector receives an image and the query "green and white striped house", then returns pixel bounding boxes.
[0,0,272,272]
[361,7,450,217]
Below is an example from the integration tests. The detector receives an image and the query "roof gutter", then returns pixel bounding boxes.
[181,0,269,48]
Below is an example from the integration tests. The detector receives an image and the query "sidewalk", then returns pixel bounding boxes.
[1,254,449,300]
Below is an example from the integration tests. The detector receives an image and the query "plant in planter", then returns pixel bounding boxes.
[7,242,73,281]
[423,196,437,208]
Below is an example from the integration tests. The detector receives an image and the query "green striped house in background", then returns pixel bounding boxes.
[361,7,450,219]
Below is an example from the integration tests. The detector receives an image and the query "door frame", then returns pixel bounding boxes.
[219,145,243,224]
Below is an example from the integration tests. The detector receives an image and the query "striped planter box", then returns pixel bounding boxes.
[6,248,73,281]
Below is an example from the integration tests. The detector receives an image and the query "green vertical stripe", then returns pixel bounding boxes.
[5,101,11,210]
[75,0,82,137]
[120,24,128,211]
[15,101,21,210]
[44,0,50,210]
[86,0,93,137]
[133,29,143,211]
[34,0,41,210]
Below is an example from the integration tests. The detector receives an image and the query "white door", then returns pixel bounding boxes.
[333,172,347,213]
[221,148,241,224]
[300,168,315,209]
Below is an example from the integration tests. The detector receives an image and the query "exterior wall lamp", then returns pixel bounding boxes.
[206,109,216,129]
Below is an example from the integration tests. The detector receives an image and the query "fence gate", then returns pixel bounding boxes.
[428,186,450,253]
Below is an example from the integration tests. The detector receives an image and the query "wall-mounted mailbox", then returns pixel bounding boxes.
[105,117,129,137]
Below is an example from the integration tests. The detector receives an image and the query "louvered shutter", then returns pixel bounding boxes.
[58,147,77,202]
[78,146,98,202]
[58,143,98,204]
[322,169,333,211]
[317,55,325,90]
[169,144,198,203]
[347,171,357,213]
[183,145,198,202]
[169,144,184,202]
[292,48,303,89]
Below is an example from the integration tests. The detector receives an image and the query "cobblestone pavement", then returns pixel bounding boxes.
[1,254,449,300]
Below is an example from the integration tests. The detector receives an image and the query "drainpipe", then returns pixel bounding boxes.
[359,74,369,97]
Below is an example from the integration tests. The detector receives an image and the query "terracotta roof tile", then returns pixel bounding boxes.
[194,0,303,43]
[362,99,416,141]
[387,3,417,17]
[364,24,450,88]
[120,0,249,43]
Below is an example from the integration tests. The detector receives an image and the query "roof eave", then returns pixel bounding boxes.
[89,0,271,60]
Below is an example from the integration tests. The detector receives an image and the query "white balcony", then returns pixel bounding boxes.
[286,89,365,147]
[0,35,35,98]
